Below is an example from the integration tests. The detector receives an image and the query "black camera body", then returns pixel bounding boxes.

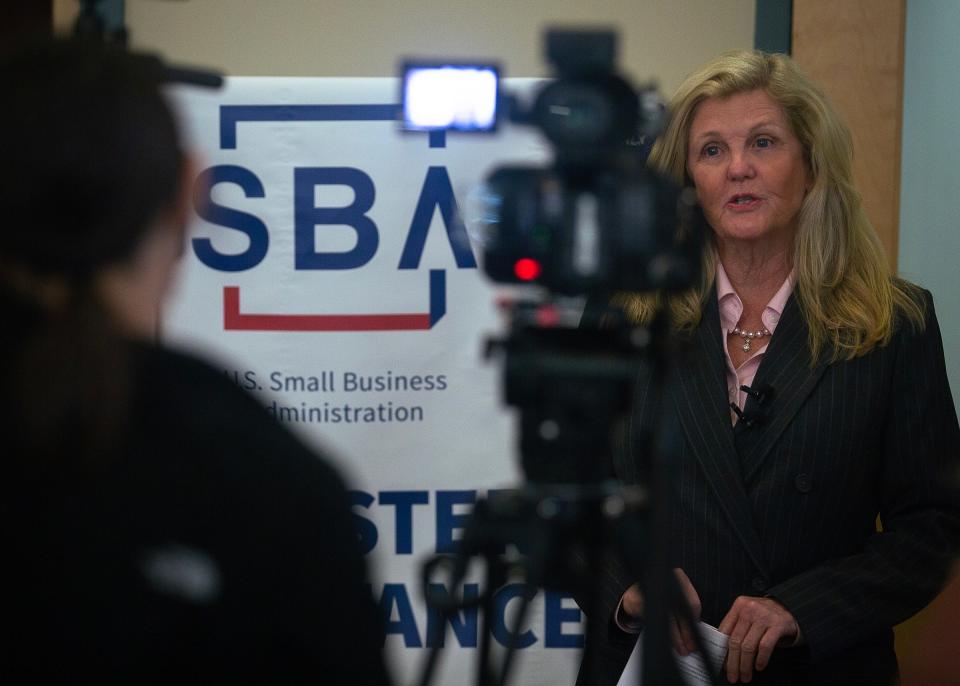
[481,162,687,295]
[478,29,700,297]
[402,28,700,297]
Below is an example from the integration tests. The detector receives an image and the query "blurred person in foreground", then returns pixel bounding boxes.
[578,51,960,685]
[0,38,390,684]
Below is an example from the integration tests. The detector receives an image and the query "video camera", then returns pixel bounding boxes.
[404,29,710,686]
[402,28,701,296]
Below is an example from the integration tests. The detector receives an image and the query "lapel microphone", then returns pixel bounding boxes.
[731,383,775,428]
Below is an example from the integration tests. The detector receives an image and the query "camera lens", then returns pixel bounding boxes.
[536,82,613,145]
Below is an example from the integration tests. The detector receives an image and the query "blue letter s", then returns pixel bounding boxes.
[192,165,269,272]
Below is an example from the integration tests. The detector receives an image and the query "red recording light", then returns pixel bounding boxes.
[513,258,542,281]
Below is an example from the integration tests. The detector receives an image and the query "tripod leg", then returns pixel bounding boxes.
[475,567,499,686]
[494,586,534,686]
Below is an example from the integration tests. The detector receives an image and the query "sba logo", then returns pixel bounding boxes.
[192,104,475,331]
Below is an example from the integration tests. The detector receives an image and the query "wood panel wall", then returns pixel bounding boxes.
[791,0,906,271]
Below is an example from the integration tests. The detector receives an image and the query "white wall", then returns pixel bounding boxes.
[899,0,960,411]
[122,0,754,96]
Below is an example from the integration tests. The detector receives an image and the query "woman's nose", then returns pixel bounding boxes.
[726,150,755,180]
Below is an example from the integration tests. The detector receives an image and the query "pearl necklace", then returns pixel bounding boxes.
[732,324,771,352]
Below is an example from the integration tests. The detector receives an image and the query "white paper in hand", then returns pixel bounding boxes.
[616,622,729,686]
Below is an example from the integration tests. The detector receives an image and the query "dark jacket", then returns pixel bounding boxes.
[579,288,960,685]
[4,342,390,685]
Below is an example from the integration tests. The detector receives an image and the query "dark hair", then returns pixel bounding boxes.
[0,38,184,465]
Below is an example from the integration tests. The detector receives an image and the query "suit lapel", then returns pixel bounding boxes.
[737,294,830,483]
[670,292,770,577]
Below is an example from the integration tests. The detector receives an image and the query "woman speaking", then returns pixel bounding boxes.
[584,51,960,685]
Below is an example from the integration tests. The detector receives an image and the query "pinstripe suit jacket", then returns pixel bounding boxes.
[579,287,960,685]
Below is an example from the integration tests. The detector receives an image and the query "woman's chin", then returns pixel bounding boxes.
[714,224,794,249]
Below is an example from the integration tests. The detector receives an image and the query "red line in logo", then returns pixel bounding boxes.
[223,286,431,331]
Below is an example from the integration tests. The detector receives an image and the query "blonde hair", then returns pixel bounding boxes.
[619,50,924,362]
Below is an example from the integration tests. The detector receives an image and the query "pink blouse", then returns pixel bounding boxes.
[716,263,794,422]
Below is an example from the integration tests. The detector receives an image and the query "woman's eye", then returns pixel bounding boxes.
[755,137,773,148]
[703,144,720,157]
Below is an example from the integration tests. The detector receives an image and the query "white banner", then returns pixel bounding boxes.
[165,78,584,685]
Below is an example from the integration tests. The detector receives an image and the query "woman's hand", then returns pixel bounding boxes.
[718,596,799,683]
[620,581,646,619]
[619,568,702,655]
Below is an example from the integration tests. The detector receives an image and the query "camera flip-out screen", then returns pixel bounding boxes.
[401,63,499,132]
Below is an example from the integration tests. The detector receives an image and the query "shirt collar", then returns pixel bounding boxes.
[716,261,795,334]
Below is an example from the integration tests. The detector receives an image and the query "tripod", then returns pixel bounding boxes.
[416,303,722,686]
